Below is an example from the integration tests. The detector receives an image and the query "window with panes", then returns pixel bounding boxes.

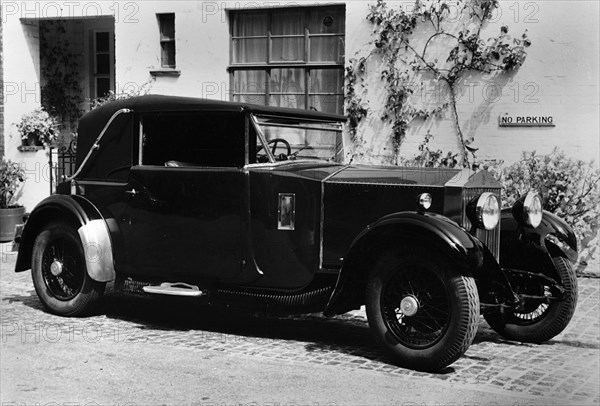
[93,31,113,98]
[158,13,176,68]
[229,6,345,114]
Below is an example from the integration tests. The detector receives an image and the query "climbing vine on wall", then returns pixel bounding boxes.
[344,58,369,162]
[40,20,83,135]
[346,0,530,166]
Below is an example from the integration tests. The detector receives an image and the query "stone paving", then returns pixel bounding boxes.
[1,244,599,405]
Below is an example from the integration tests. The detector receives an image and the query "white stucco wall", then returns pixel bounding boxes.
[116,1,345,100]
[115,1,233,99]
[2,0,599,210]
[3,16,47,211]
[117,0,600,166]
[476,0,599,164]
[2,2,117,210]
[344,1,600,166]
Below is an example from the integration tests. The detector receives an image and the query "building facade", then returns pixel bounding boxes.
[2,0,599,210]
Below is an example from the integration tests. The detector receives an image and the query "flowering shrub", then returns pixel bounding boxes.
[0,158,26,208]
[402,131,460,168]
[89,90,132,110]
[499,149,600,263]
[15,108,60,146]
[88,81,153,110]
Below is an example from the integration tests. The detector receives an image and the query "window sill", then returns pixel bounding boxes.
[18,146,45,152]
[149,68,181,77]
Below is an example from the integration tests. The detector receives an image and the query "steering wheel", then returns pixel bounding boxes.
[256,138,292,162]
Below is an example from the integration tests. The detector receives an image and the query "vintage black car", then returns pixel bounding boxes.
[15,95,578,371]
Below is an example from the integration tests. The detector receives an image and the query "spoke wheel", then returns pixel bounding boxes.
[484,257,578,343]
[382,266,451,349]
[512,302,550,323]
[366,248,479,372]
[32,222,105,316]
[41,235,84,300]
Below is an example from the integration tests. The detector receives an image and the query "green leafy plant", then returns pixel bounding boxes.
[401,130,459,168]
[15,108,60,147]
[0,158,26,208]
[74,82,153,152]
[344,59,370,163]
[88,81,154,110]
[499,149,600,264]
[347,0,530,166]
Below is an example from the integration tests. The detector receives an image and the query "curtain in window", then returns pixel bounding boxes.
[309,69,343,114]
[232,11,267,63]
[230,7,345,114]
[307,7,344,34]
[233,70,267,105]
[270,68,304,109]
[308,7,344,63]
[271,10,304,62]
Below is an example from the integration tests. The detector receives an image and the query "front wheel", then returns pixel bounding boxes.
[31,222,106,316]
[365,250,480,372]
[484,257,577,343]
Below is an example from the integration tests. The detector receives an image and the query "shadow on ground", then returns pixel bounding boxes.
[3,288,515,373]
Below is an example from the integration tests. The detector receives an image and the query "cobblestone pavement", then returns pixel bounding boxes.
[1,244,599,405]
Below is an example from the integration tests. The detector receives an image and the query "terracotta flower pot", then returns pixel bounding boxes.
[0,206,26,242]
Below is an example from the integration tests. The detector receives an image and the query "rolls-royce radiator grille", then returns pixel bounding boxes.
[462,187,501,261]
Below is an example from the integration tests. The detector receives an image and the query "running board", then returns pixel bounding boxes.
[142,282,205,297]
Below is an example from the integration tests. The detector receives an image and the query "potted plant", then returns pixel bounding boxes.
[0,158,26,242]
[15,108,59,147]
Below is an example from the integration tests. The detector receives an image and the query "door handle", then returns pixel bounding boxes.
[125,188,138,196]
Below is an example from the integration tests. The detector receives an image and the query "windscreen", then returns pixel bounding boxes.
[253,115,343,163]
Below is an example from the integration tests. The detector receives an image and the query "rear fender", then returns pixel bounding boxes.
[15,195,115,282]
[324,212,486,316]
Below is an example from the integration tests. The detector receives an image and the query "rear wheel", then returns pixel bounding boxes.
[365,249,479,372]
[31,222,105,316]
[484,257,577,343]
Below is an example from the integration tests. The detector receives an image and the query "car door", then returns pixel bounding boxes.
[248,167,323,289]
[244,116,339,290]
[123,111,247,282]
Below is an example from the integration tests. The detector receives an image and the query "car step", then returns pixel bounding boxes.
[142,282,205,297]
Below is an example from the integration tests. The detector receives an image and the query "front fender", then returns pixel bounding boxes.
[15,194,115,282]
[324,211,486,315]
[500,209,578,279]
[539,211,577,252]
[360,212,484,267]
[539,211,578,263]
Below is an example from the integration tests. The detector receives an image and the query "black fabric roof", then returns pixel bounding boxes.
[81,94,347,123]
[75,95,346,171]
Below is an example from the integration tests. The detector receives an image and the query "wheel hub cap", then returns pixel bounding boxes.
[50,260,63,276]
[400,295,419,317]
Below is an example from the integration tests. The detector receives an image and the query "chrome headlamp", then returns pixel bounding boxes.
[468,192,500,230]
[520,191,543,228]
